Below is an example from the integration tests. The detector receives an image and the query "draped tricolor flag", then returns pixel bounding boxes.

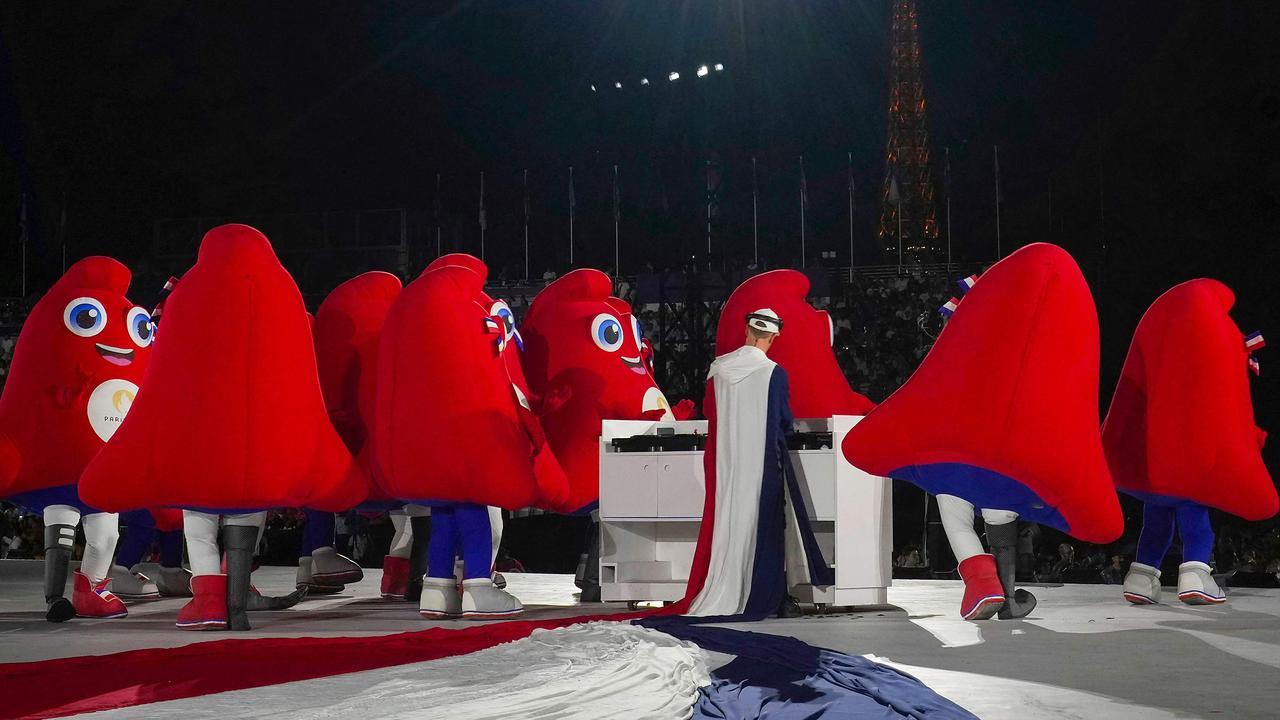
[939,297,960,318]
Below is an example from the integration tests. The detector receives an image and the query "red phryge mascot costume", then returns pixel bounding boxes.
[842,243,1123,621]
[1104,279,1275,606]
[376,254,567,618]
[0,257,152,622]
[672,270,874,618]
[519,269,677,602]
[299,272,405,596]
[520,269,676,514]
[80,224,367,631]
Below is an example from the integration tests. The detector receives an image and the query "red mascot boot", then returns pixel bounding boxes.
[176,574,228,630]
[957,555,1005,621]
[381,556,410,600]
[71,570,128,619]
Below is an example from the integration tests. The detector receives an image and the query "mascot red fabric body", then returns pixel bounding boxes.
[1102,279,1275,519]
[79,224,366,512]
[314,271,403,502]
[716,270,874,417]
[375,254,569,511]
[0,257,152,505]
[841,243,1123,543]
[520,269,673,513]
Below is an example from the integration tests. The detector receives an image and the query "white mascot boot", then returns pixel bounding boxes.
[107,564,160,600]
[309,546,364,585]
[1177,561,1226,605]
[419,576,462,619]
[461,578,523,620]
[1122,562,1162,605]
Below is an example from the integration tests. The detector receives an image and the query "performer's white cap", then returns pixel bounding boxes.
[745,308,782,335]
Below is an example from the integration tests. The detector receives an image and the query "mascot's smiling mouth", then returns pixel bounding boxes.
[95,343,135,366]
[621,355,646,374]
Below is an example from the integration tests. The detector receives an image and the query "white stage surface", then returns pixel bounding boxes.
[1,561,1278,719]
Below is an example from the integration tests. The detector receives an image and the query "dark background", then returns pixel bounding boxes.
[1,1,1277,477]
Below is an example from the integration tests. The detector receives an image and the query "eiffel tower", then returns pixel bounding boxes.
[878,0,940,265]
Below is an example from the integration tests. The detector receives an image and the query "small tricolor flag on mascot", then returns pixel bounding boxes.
[939,297,960,317]
[956,274,978,294]
[1249,355,1261,376]
[1245,331,1265,352]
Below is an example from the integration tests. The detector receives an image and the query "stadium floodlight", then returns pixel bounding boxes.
[668,71,680,81]
[714,63,724,71]
[641,77,650,85]
[697,65,709,77]
[615,81,622,89]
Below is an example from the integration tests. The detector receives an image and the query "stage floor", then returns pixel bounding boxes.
[2,560,1278,719]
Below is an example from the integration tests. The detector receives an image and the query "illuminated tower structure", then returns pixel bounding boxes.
[878,0,940,265]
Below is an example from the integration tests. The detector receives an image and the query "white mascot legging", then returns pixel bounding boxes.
[936,494,1018,562]
[44,505,118,583]
[183,510,267,576]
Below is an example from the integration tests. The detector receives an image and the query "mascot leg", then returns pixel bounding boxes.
[382,507,413,600]
[297,510,362,593]
[983,510,1036,619]
[1125,503,1174,604]
[150,531,193,597]
[72,512,128,619]
[489,506,506,589]
[42,505,79,623]
[177,510,227,630]
[110,510,160,600]
[405,507,432,603]
[938,494,1004,620]
[222,512,268,631]
[420,506,462,618]
[1175,504,1224,605]
[457,503,523,620]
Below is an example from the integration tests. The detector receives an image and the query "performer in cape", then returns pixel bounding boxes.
[1103,279,1275,605]
[673,309,832,618]
[0,257,153,621]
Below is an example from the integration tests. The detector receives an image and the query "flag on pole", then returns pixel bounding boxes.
[1249,355,1261,376]
[800,157,808,210]
[523,169,530,222]
[1245,331,1265,352]
[848,153,856,213]
[613,165,620,222]
[569,167,576,211]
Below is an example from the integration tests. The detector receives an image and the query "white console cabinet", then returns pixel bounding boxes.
[598,416,892,608]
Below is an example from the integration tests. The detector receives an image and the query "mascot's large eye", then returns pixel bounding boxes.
[127,307,154,347]
[631,316,643,348]
[826,313,835,347]
[63,297,107,337]
[489,301,516,340]
[591,313,625,352]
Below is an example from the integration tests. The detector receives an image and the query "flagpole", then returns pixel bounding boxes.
[945,147,953,275]
[751,157,759,267]
[478,171,486,262]
[568,165,575,267]
[994,145,1002,259]
[435,173,442,258]
[705,160,712,256]
[19,192,27,298]
[523,169,529,281]
[613,164,620,275]
[847,151,854,277]
[799,155,806,269]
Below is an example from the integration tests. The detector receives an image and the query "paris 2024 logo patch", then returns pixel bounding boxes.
[87,379,140,442]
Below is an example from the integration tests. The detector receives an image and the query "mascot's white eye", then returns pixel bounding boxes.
[126,307,154,348]
[591,313,625,352]
[631,316,643,348]
[827,313,835,347]
[489,301,516,340]
[63,297,107,337]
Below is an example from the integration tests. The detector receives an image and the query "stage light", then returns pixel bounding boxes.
[641,78,650,85]
[714,63,724,72]
[669,71,680,81]
[615,81,622,89]
[697,65,709,77]
[590,84,597,92]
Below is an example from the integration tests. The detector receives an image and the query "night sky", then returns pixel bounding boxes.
[1,1,1277,463]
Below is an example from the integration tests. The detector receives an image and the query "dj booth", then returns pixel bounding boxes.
[598,417,893,609]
